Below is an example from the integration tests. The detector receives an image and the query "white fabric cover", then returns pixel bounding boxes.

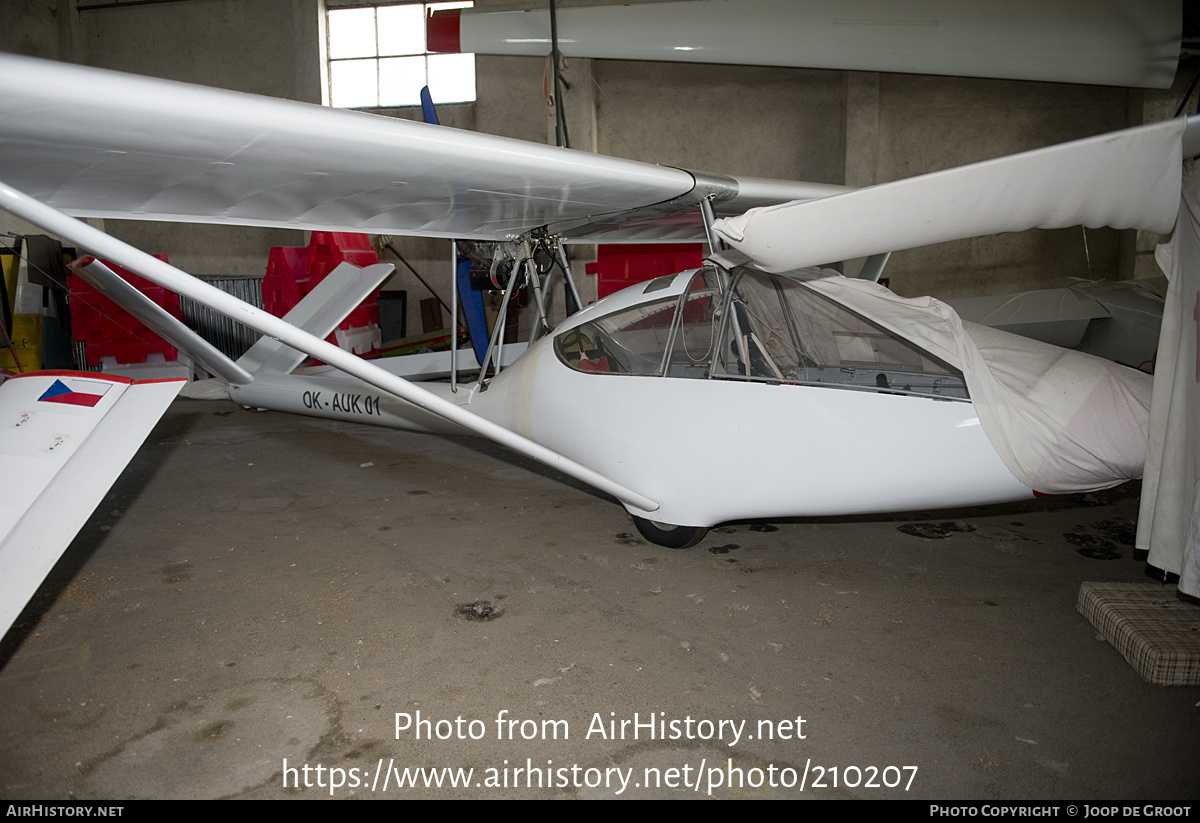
[948,288,1110,328]
[1137,169,1200,598]
[803,276,1153,494]
[715,119,1186,272]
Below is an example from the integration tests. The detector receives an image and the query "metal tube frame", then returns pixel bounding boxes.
[0,179,660,513]
[474,257,522,392]
[700,196,725,254]
[450,240,458,392]
[553,241,584,315]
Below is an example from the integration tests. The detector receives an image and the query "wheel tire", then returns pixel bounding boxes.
[631,516,708,549]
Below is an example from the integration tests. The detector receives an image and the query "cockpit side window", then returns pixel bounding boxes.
[554,266,967,399]
[713,268,969,399]
[664,269,722,378]
[555,268,719,376]
[554,296,680,375]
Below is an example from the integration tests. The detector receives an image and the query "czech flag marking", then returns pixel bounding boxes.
[38,378,108,408]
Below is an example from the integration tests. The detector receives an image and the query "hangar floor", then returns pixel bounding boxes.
[1,398,1197,800]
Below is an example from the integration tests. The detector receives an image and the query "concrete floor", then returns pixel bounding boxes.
[1,398,1197,800]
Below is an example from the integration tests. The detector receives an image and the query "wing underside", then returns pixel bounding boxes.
[0,54,845,244]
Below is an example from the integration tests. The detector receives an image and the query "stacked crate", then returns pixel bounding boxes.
[262,232,381,356]
[70,256,181,368]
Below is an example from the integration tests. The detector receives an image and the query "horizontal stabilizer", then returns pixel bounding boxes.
[0,371,184,639]
[236,262,395,376]
[948,288,1111,349]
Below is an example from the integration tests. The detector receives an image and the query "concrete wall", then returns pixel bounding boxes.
[1,0,61,61]
[1,0,1179,334]
[77,0,321,277]
[872,74,1134,298]
[594,61,845,184]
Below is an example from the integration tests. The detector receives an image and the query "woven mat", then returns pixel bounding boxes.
[1078,582,1200,686]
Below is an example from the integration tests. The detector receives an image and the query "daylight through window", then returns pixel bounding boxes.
[326,2,475,109]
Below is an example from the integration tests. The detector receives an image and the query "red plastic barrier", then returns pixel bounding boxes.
[262,232,381,343]
[586,243,704,300]
[69,256,181,366]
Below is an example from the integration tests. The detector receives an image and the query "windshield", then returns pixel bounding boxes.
[554,269,720,376]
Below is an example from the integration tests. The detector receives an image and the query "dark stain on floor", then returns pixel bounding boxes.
[898,522,977,539]
[159,562,192,584]
[1064,532,1122,559]
[195,720,232,743]
[1095,519,1136,546]
[456,601,504,621]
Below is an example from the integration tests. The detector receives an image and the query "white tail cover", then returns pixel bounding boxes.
[715,118,1186,272]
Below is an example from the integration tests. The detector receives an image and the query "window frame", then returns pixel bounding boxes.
[324,1,476,110]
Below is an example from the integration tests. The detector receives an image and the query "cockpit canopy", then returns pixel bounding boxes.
[554,266,969,399]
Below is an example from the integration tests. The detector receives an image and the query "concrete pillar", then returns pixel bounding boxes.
[57,0,83,64]
[842,72,880,279]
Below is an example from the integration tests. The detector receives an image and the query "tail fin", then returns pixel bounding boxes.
[420,86,439,126]
[236,262,394,376]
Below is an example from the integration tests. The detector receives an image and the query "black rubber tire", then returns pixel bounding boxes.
[631,516,708,549]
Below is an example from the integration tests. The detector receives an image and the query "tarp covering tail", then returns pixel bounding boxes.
[1137,169,1200,598]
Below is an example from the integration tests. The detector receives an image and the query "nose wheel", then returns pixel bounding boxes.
[631,516,707,549]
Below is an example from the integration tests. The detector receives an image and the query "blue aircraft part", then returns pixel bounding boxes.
[457,258,489,364]
[420,87,439,126]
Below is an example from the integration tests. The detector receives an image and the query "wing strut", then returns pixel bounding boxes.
[71,257,254,385]
[856,252,891,283]
[0,180,661,514]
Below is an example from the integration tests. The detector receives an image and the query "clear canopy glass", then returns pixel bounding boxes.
[554,266,969,400]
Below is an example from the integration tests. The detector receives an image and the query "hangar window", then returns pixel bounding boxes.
[326,2,475,109]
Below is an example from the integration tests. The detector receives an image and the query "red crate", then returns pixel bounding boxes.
[262,232,381,344]
[586,243,704,300]
[69,256,181,366]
